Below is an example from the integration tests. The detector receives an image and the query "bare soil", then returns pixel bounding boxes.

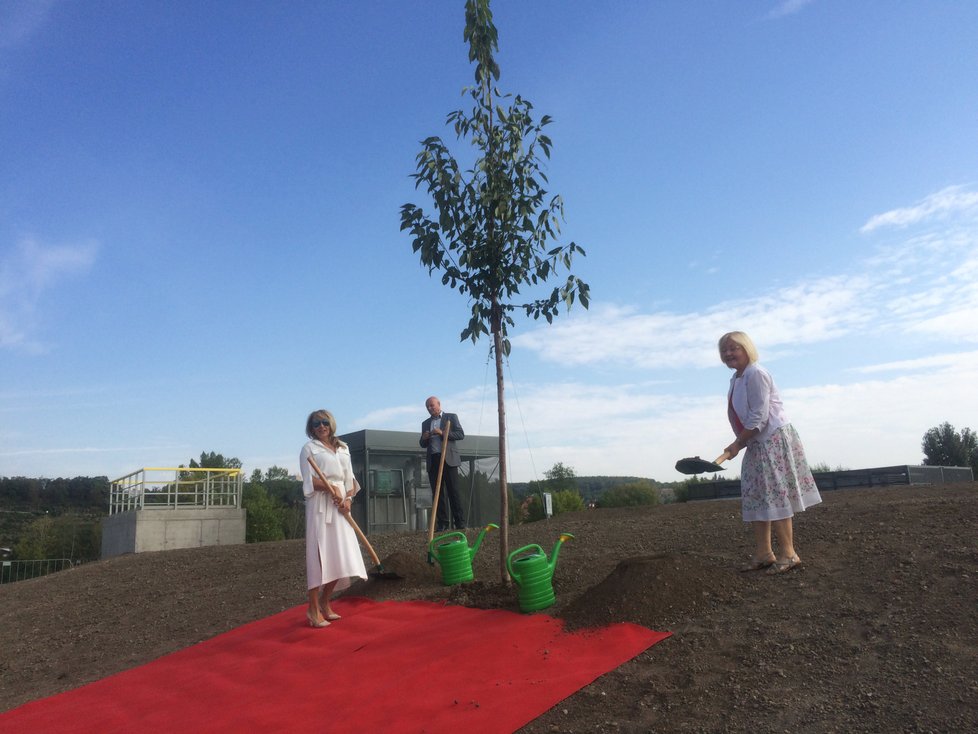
[2,483,977,733]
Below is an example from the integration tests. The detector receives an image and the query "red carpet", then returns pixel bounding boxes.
[2,597,669,733]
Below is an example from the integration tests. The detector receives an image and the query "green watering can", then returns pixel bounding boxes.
[506,532,575,613]
[428,523,499,585]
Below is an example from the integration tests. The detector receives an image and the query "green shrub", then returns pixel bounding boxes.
[553,489,585,514]
[242,485,286,543]
[599,481,660,508]
[523,489,585,522]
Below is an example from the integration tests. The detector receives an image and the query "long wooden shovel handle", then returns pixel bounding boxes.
[426,419,451,543]
[713,449,734,465]
[306,456,382,567]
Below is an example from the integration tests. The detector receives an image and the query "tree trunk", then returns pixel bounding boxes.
[493,327,510,583]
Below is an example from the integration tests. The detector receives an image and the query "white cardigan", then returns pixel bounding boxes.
[728,363,789,445]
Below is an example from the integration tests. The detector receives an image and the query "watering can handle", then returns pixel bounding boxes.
[506,543,544,583]
[428,531,467,564]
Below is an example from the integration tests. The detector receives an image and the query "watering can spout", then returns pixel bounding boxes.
[470,523,499,558]
[547,532,575,575]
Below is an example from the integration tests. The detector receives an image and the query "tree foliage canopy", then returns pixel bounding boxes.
[189,451,242,470]
[0,476,108,512]
[13,513,101,561]
[600,480,661,508]
[400,0,588,356]
[242,484,286,543]
[921,422,978,474]
[525,462,578,497]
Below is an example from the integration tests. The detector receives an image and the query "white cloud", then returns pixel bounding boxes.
[513,273,875,369]
[786,363,978,471]
[765,0,816,21]
[493,360,978,482]
[875,230,978,341]
[517,185,978,368]
[0,445,182,458]
[860,185,978,233]
[468,380,729,482]
[357,403,426,428]
[851,350,978,374]
[0,236,98,351]
[484,185,978,481]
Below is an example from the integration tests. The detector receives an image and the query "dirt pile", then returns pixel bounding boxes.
[362,549,439,583]
[562,552,745,630]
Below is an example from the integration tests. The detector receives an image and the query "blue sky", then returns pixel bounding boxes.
[2,0,977,484]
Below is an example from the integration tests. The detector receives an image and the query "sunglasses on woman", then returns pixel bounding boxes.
[312,419,331,430]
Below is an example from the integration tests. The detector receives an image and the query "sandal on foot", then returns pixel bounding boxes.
[766,556,802,575]
[306,610,330,628]
[740,554,776,572]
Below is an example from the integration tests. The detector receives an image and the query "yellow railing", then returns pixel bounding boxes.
[109,467,244,514]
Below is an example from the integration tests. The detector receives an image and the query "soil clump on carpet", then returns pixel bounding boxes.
[2,483,977,733]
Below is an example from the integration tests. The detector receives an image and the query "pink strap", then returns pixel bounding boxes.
[728,393,745,435]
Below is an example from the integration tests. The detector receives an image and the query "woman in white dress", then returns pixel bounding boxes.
[718,332,822,575]
[299,410,367,628]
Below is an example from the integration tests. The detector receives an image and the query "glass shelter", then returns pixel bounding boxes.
[338,430,500,535]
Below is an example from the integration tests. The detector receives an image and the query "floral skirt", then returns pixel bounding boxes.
[740,424,822,522]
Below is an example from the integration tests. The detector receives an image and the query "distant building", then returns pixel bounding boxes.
[339,429,500,534]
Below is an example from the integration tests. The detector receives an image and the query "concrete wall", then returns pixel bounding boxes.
[101,508,246,559]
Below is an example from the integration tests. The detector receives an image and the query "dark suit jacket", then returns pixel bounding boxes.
[420,412,465,468]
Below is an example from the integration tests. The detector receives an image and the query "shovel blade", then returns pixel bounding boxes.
[675,456,725,475]
[369,565,404,580]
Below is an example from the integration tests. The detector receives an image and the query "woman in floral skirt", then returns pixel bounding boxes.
[718,331,822,574]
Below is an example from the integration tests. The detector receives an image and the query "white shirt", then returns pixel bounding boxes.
[429,415,444,454]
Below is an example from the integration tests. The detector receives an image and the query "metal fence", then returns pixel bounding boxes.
[907,465,974,484]
[109,467,244,514]
[685,464,974,502]
[813,464,974,490]
[0,558,74,584]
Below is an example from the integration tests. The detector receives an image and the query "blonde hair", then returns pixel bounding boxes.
[305,409,346,449]
[718,331,759,364]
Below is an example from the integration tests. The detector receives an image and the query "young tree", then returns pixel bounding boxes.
[525,462,576,494]
[544,462,577,490]
[401,0,589,581]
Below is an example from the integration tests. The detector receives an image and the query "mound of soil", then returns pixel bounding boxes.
[2,483,977,733]
[562,552,745,631]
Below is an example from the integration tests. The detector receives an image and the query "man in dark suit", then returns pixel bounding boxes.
[420,396,466,531]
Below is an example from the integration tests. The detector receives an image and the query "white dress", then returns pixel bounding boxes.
[299,439,367,591]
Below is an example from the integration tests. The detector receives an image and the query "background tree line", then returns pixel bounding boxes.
[509,462,667,525]
[0,476,109,563]
[5,422,973,561]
